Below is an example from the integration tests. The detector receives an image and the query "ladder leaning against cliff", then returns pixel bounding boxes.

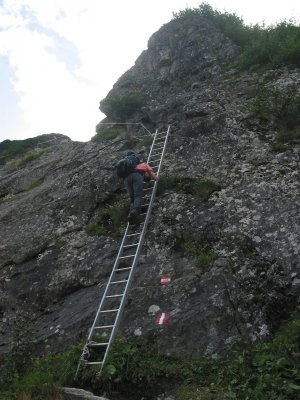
[75,126,171,379]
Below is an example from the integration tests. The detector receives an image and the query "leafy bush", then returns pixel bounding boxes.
[54,239,66,249]
[182,242,218,270]
[249,86,300,149]
[276,128,300,144]
[103,92,143,120]
[85,223,107,236]
[138,135,153,148]
[85,202,128,237]
[1,314,300,399]
[0,344,81,400]
[157,174,221,199]
[91,127,121,142]
[239,22,300,70]
[94,315,300,398]
[0,133,69,165]
[173,2,300,70]
[8,148,49,168]
[173,3,262,48]
[0,315,34,387]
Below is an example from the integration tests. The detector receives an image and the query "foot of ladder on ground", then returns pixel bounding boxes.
[75,126,171,380]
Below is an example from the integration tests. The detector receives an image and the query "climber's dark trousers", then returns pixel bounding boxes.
[124,172,143,211]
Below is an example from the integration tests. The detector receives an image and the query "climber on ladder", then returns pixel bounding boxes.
[75,127,170,380]
[116,151,159,224]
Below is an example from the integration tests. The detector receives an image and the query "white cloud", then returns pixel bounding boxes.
[0,0,300,142]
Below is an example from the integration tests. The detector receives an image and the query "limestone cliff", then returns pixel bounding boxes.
[0,12,299,362]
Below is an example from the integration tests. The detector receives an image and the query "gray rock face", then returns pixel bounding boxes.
[0,13,300,362]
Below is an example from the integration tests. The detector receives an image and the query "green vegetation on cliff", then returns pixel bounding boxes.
[248,85,300,149]
[157,174,221,199]
[0,133,70,165]
[173,2,300,70]
[100,92,143,121]
[1,314,299,399]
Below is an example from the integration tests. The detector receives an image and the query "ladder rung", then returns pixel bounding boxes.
[85,361,103,365]
[110,280,128,284]
[115,267,132,272]
[88,342,109,347]
[122,243,138,248]
[156,132,167,136]
[95,325,114,329]
[106,294,123,298]
[143,187,153,191]
[126,232,141,237]
[119,254,135,259]
[151,150,163,154]
[100,309,119,313]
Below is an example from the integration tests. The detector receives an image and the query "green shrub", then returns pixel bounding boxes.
[277,128,300,144]
[1,314,300,399]
[157,174,221,199]
[85,202,128,237]
[183,242,218,270]
[271,142,290,152]
[103,92,143,120]
[239,22,300,70]
[0,314,34,389]
[54,239,66,249]
[249,86,300,149]
[173,3,300,70]
[85,223,107,236]
[0,344,81,399]
[91,127,121,142]
[92,314,300,398]
[15,148,49,167]
[173,3,262,48]
[138,135,153,148]
[0,133,69,165]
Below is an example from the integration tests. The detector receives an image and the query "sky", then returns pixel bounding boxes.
[0,0,299,143]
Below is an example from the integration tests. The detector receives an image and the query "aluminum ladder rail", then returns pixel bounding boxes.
[75,126,171,379]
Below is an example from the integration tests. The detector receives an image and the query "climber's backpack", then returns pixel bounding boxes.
[116,154,140,178]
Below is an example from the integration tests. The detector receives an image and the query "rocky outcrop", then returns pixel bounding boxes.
[0,13,300,362]
[98,14,239,127]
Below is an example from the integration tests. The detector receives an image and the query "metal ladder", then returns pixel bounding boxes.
[75,126,170,378]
